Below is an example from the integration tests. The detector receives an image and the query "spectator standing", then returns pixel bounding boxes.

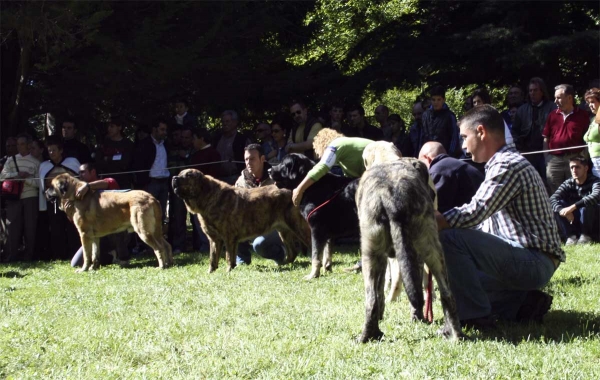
[132,118,170,219]
[286,100,324,160]
[511,77,557,182]
[327,102,345,132]
[388,114,412,157]
[374,105,391,141]
[30,139,47,162]
[174,100,198,128]
[342,104,384,141]
[0,133,40,262]
[96,116,135,189]
[408,101,426,157]
[168,126,194,254]
[583,89,600,177]
[214,110,250,184]
[550,156,599,245]
[189,128,221,251]
[418,141,484,213]
[421,86,460,157]
[39,135,81,260]
[501,85,524,128]
[266,119,289,165]
[543,84,590,194]
[0,137,18,173]
[61,118,92,164]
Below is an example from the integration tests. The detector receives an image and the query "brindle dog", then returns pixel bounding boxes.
[172,169,310,273]
[356,161,463,342]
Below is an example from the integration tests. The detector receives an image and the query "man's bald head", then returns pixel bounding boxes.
[418,141,447,168]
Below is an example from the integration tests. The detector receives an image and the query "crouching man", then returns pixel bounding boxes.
[435,105,564,329]
[235,144,288,266]
[70,162,130,267]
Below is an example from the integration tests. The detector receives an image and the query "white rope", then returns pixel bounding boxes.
[0,159,245,182]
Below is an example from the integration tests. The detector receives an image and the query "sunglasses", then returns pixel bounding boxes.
[291,110,302,116]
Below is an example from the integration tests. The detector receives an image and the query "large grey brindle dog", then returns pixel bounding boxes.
[356,160,463,342]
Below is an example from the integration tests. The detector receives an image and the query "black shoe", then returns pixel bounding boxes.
[461,315,497,330]
[516,290,553,323]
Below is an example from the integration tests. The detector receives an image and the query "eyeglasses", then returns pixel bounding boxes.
[290,110,302,116]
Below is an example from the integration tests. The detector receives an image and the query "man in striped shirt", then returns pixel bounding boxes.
[436,105,564,329]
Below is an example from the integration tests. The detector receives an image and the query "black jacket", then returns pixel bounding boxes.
[429,154,484,213]
[132,136,169,188]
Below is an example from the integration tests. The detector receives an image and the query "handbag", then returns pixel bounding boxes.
[1,156,24,201]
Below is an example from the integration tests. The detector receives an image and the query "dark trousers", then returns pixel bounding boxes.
[168,191,187,251]
[145,178,169,223]
[526,153,548,194]
[554,200,600,240]
[5,197,38,261]
[47,202,80,260]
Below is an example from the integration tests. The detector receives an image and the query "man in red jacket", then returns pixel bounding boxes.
[543,84,591,194]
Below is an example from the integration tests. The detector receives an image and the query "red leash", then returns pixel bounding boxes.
[424,271,434,323]
[306,190,343,222]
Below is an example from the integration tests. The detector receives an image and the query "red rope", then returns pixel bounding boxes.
[306,190,343,222]
[424,271,434,323]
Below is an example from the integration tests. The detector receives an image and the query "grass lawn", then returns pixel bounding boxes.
[1,243,599,379]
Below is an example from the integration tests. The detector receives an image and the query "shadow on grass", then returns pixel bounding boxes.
[552,274,600,288]
[0,270,27,278]
[471,309,600,344]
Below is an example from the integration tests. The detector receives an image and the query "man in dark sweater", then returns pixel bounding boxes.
[342,104,383,141]
[550,156,600,245]
[418,141,484,213]
[421,86,460,157]
[61,118,92,164]
[95,116,135,189]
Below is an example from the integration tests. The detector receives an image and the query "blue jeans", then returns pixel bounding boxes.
[439,228,557,321]
[237,230,286,265]
[554,200,600,239]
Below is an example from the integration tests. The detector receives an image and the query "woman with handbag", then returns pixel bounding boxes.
[0,133,40,262]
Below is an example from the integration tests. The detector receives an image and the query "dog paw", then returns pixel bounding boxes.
[208,266,217,274]
[75,267,88,273]
[357,330,384,343]
[303,273,320,281]
[436,326,469,341]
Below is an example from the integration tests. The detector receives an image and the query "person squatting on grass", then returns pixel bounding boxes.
[435,105,564,329]
[549,156,600,246]
[70,162,130,267]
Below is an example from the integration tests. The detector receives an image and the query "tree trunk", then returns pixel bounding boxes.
[6,40,32,137]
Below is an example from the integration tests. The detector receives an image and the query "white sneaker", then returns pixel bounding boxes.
[565,235,578,246]
[578,234,593,245]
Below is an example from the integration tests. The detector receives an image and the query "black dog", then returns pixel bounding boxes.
[270,154,360,279]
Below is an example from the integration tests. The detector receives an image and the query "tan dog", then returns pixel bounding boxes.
[45,174,172,271]
[172,169,311,273]
[362,141,437,303]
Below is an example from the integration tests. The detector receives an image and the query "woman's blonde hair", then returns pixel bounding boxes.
[312,128,345,158]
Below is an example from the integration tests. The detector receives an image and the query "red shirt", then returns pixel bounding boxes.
[103,177,120,190]
[542,107,589,155]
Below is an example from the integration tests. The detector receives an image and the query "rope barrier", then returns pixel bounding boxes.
[0,159,245,182]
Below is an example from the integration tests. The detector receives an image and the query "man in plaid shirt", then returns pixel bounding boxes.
[436,105,564,329]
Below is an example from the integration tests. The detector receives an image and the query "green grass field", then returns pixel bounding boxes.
[1,243,599,379]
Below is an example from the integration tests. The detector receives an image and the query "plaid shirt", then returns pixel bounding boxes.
[444,145,565,262]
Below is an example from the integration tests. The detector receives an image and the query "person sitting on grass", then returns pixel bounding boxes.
[549,156,600,246]
[70,162,130,268]
[435,105,564,329]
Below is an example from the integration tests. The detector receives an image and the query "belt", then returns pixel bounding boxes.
[150,177,170,182]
